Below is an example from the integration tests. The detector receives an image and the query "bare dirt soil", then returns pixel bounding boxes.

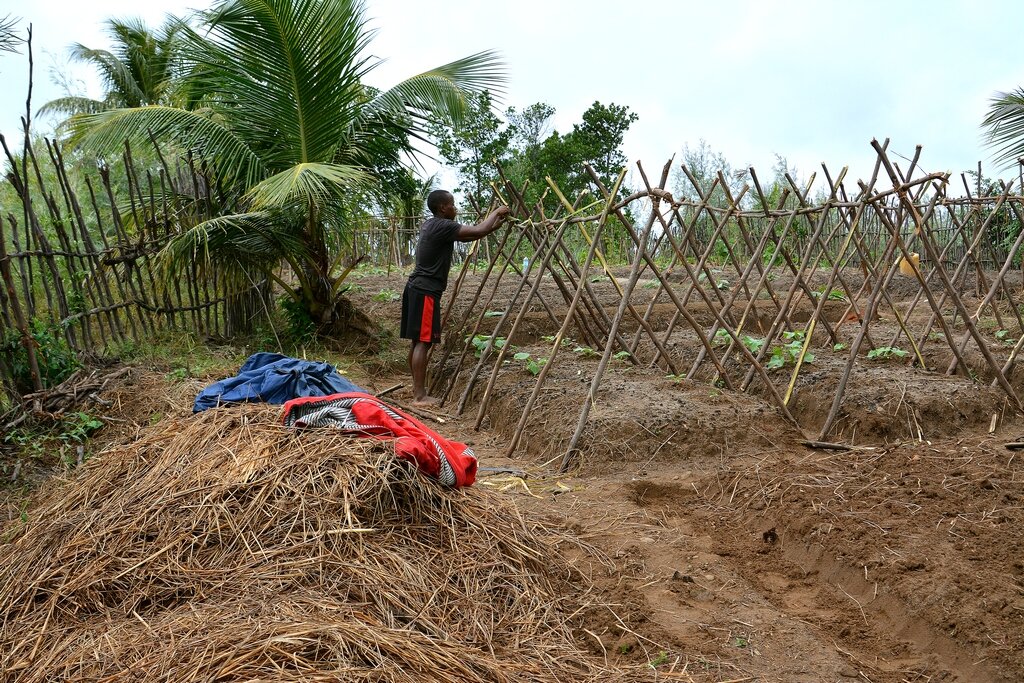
[4,266,1023,682]
[345,268,1024,683]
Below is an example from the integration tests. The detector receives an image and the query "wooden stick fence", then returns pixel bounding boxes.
[0,132,279,400]
[436,141,1024,470]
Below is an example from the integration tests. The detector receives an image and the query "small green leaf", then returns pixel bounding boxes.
[513,352,530,361]
[867,346,909,360]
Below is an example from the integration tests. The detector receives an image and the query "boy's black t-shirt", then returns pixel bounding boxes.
[407,217,462,295]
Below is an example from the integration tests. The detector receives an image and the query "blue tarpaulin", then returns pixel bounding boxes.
[193,352,365,413]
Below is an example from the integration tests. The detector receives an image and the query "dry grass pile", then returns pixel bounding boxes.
[0,406,633,682]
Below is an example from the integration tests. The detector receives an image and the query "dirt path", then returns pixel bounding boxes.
[405,405,1019,683]
[340,267,1024,683]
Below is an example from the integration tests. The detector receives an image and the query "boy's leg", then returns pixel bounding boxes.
[401,284,442,406]
[409,340,435,404]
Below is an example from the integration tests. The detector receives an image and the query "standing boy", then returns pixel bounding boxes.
[401,190,510,406]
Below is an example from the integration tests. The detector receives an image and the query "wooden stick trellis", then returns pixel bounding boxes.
[434,143,1024,468]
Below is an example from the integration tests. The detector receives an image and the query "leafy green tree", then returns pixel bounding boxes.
[672,139,746,206]
[537,101,636,199]
[503,102,555,206]
[573,101,638,188]
[430,90,512,200]
[39,17,184,120]
[67,0,504,330]
[383,170,435,226]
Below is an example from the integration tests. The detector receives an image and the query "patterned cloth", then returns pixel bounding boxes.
[281,392,477,488]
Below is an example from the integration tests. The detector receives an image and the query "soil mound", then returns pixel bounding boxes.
[478,359,800,473]
[0,406,629,682]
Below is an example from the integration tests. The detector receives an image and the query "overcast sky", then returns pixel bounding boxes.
[1,0,1022,194]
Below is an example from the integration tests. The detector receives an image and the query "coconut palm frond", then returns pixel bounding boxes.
[0,14,21,54]
[983,88,1024,168]
[245,162,372,210]
[68,106,265,189]
[180,0,374,169]
[37,96,109,119]
[159,210,309,279]
[67,44,149,107]
[362,50,505,127]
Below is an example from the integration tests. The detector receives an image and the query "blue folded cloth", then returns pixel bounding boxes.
[193,352,365,413]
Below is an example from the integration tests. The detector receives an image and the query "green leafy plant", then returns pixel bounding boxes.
[813,287,846,301]
[573,345,599,358]
[512,351,547,375]
[166,367,191,381]
[833,342,848,352]
[279,295,316,345]
[3,411,104,468]
[484,310,504,318]
[373,288,400,302]
[540,335,572,348]
[649,651,669,668]
[0,318,81,393]
[467,334,508,357]
[352,265,388,278]
[613,350,632,361]
[867,346,909,360]
[996,329,1017,346]
[60,411,105,443]
[766,331,814,370]
[741,335,765,354]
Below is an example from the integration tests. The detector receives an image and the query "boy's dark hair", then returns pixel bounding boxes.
[427,190,452,215]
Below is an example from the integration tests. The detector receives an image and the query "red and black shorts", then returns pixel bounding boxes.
[400,283,442,343]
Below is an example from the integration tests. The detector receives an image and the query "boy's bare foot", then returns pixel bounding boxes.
[411,396,442,408]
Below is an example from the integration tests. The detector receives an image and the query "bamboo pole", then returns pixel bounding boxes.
[49,141,117,346]
[869,141,1020,412]
[648,180,751,359]
[495,169,612,350]
[626,166,799,422]
[84,176,136,340]
[501,170,627,456]
[466,193,593,424]
[546,174,675,373]
[560,160,672,471]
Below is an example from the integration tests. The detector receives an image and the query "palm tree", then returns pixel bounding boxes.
[982,88,1024,168]
[68,0,504,330]
[0,14,20,55]
[40,17,183,120]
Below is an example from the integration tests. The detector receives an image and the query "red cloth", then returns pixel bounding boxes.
[281,392,477,488]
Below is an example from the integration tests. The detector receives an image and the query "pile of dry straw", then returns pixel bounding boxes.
[0,405,636,682]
